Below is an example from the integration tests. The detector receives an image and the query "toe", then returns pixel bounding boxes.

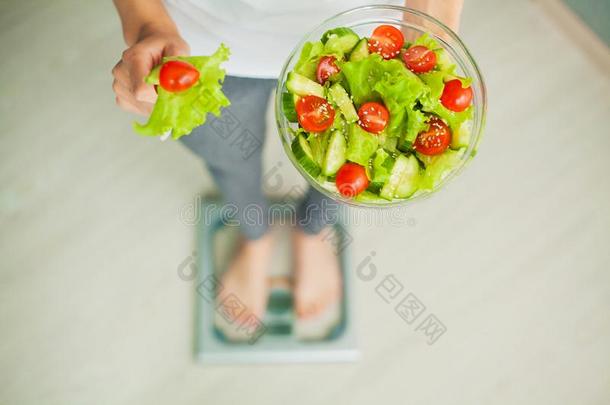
[308,301,321,318]
[295,295,307,318]
[298,299,317,320]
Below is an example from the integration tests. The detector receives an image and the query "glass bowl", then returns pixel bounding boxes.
[274,4,487,208]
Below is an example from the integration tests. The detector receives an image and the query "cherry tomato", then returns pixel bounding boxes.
[295,95,335,133]
[402,45,437,73]
[358,102,389,134]
[159,60,200,92]
[413,116,452,156]
[316,56,340,84]
[440,79,473,112]
[368,25,404,59]
[335,163,370,197]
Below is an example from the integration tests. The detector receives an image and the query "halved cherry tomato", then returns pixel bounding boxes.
[316,56,340,84]
[358,102,389,134]
[336,163,369,197]
[440,79,473,112]
[159,60,200,92]
[368,25,404,59]
[402,45,436,73]
[413,116,452,156]
[295,95,335,133]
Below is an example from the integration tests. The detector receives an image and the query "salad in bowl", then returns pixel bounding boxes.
[275,5,486,206]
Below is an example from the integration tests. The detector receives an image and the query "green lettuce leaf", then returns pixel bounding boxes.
[373,60,427,140]
[404,107,429,144]
[336,36,473,160]
[294,41,325,80]
[340,54,428,141]
[339,54,384,105]
[418,148,464,190]
[419,70,445,101]
[134,44,231,140]
[371,148,395,184]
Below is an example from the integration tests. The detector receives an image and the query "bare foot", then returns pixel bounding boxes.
[216,232,274,326]
[292,228,343,319]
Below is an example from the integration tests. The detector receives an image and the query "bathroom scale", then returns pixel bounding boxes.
[194,197,358,364]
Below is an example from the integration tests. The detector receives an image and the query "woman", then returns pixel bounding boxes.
[111,0,463,339]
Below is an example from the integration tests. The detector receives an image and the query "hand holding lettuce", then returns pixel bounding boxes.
[134,44,231,140]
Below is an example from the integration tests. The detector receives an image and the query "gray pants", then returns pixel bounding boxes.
[180,76,337,239]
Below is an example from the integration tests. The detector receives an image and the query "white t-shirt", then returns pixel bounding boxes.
[165,0,403,78]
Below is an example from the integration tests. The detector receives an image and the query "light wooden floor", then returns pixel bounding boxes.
[1,0,609,404]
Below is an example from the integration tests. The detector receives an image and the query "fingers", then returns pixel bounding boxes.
[121,47,157,103]
[111,60,129,86]
[112,59,155,115]
[115,94,143,115]
[112,75,154,116]
[111,35,190,115]
[114,91,154,116]
[165,40,190,57]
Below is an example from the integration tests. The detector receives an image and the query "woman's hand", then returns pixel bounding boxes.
[111,26,189,116]
[404,0,464,36]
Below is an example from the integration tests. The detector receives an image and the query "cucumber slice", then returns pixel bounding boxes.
[416,152,436,167]
[308,131,330,167]
[282,92,298,122]
[328,83,358,123]
[419,149,462,191]
[286,72,325,98]
[395,155,421,198]
[355,190,388,203]
[322,27,360,54]
[349,38,370,62]
[451,121,471,149]
[292,135,321,177]
[322,130,347,176]
[346,123,378,166]
[380,154,420,200]
[331,113,347,132]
